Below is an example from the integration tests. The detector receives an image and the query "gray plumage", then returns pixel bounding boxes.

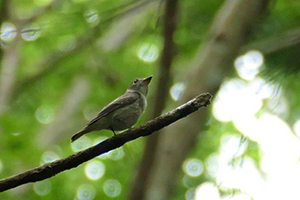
[71,76,152,142]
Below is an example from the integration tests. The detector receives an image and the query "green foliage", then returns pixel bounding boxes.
[0,0,299,199]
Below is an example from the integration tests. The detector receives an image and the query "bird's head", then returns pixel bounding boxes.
[127,76,153,96]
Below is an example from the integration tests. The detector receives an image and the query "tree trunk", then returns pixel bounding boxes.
[129,0,178,199]
[141,0,270,200]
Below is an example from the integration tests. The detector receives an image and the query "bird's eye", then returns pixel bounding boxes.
[133,79,138,84]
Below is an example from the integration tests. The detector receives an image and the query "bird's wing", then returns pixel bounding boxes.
[85,92,140,127]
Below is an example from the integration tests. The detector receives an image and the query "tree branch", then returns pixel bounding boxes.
[0,93,212,192]
[241,27,300,54]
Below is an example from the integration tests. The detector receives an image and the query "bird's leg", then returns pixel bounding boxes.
[110,127,117,136]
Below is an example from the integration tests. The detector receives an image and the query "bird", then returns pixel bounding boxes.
[71,76,153,142]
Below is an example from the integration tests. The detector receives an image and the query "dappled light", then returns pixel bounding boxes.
[107,147,124,160]
[71,136,92,152]
[0,23,16,42]
[137,43,159,63]
[183,158,204,178]
[84,161,105,180]
[76,184,96,200]
[33,180,52,196]
[235,50,264,80]
[21,25,40,41]
[195,182,220,200]
[35,105,55,124]
[170,83,186,101]
[0,0,299,199]
[103,179,122,198]
[84,9,99,27]
[41,151,60,165]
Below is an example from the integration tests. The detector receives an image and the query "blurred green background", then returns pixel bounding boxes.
[0,0,300,199]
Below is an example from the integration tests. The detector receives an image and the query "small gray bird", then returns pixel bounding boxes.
[71,76,152,142]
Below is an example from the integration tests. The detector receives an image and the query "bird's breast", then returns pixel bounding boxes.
[110,96,147,131]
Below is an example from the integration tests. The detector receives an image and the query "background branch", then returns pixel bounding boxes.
[38,77,90,147]
[241,27,300,54]
[0,93,212,193]
[129,0,178,199]
[142,0,270,199]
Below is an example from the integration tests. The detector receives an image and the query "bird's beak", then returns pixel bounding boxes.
[143,76,153,85]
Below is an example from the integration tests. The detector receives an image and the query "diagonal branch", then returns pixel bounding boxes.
[241,27,300,54]
[0,93,212,193]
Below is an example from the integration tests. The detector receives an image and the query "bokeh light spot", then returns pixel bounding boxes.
[41,151,60,165]
[182,175,194,188]
[293,120,300,138]
[183,158,204,177]
[220,134,248,159]
[170,83,186,101]
[12,131,21,136]
[138,43,159,63]
[35,105,54,124]
[0,159,3,173]
[85,160,105,180]
[77,184,96,200]
[213,79,262,122]
[108,147,124,160]
[33,180,52,196]
[103,179,122,198]
[71,136,92,152]
[21,25,40,41]
[185,188,195,200]
[195,182,220,200]
[205,153,220,178]
[84,9,99,26]
[0,23,17,42]
[235,50,264,80]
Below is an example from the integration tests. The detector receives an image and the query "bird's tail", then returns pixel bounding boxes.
[71,130,87,142]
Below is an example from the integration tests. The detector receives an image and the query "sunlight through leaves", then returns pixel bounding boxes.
[41,151,60,165]
[103,179,122,198]
[170,83,186,101]
[0,23,17,42]
[235,50,264,80]
[84,9,99,26]
[35,105,55,124]
[21,25,40,41]
[76,184,96,200]
[33,180,52,196]
[137,43,159,63]
[84,160,105,180]
[183,158,204,177]
[71,136,92,152]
